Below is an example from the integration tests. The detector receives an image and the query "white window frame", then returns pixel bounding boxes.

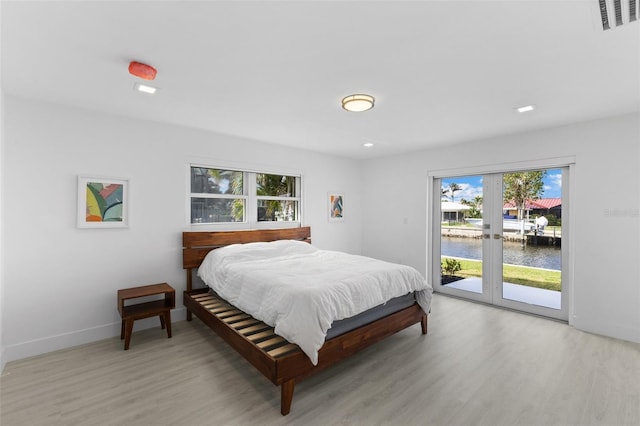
[188,163,302,230]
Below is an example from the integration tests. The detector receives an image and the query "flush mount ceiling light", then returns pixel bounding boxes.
[134,82,157,94]
[341,94,375,112]
[363,142,374,148]
[516,104,536,113]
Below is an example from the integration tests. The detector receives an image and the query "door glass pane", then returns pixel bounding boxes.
[440,175,484,294]
[501,169,562,309]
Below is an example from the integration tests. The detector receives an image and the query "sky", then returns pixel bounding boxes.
[441,168,562,202]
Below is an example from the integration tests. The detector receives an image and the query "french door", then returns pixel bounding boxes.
[430,164,571,321]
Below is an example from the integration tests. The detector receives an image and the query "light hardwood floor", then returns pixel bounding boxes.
[1,294,639,426]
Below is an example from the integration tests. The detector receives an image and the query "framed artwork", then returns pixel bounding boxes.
[77,176,129,228]
[328,192,344,222]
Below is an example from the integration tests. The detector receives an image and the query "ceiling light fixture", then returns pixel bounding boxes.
[363,142,374,148]
[134,83,157,94]
[342,94,375,112]
[516,104,536,113]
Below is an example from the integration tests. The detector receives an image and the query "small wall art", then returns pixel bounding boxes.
[77,176,129,228]
[328,192,344,222]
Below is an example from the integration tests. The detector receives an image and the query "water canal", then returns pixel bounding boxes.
[441,236,561,270]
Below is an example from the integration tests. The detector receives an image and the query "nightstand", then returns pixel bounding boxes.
[117,283,176,350]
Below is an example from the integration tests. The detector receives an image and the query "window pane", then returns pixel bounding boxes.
[257,200,298,222]
[256,173,296,197]
[191,198,245,223]
[191,167,243,195]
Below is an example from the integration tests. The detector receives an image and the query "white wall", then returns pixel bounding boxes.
[0,91,4,373]
[0,95,4,371]
[361,113,640,344]
[0,0,6,372]
[2,95,363,362]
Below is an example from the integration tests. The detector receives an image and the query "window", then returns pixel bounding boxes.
[190,167,245,223]
[190,165,301,226]
[256,173,298,222]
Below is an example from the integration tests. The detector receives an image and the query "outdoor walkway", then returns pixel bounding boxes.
[444,277,561,310]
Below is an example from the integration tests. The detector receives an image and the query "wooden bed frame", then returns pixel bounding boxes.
[182,226,427,415]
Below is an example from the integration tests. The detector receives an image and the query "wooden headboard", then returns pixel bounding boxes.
[183,227,312,291]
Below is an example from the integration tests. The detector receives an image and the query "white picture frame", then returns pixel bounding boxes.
[77,175,129,228]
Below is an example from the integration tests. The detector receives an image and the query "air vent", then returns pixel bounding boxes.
[599,0,639,30]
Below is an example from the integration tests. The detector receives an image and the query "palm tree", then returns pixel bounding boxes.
[448,183,461,202]
[461,196,483,218]
[256,174,296,221]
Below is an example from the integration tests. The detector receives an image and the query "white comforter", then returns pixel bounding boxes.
[197,240,433,365]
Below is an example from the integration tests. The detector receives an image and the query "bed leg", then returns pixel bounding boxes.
[281,379,295,416]
[421,314,428,335]
[186,269,193,322]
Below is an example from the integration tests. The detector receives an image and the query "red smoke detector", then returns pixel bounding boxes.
[128,61,157,80]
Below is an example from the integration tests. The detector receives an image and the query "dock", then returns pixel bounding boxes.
[526,234,561,247]
[441,226,561,246]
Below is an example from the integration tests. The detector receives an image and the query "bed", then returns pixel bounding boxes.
[182,227,431,415]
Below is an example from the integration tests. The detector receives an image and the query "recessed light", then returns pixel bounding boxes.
[363,142,374,148]
[134,83,157,94]
[342,94,375,112]
[516,104,536,113]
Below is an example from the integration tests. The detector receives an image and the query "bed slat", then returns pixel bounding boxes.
[217,309,243,319]
[247,330,277,342]
[238,323,272,335]
[256,336,286,349]
[230,319,261,330]
[193,293,215,302]
[223,314,251,323]
[268,344,300,358]
[208,306,233,314]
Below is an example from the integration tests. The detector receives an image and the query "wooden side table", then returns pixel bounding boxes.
[117,283,176,350]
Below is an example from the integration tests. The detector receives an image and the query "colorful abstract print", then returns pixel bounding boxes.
[86,182,123,222]
[330,195,343,219]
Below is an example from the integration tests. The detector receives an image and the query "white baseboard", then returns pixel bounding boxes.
[4,307,187,363]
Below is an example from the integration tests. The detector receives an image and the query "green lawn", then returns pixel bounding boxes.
[443,257,561,291]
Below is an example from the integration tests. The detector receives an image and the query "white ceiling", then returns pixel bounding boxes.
[2,1,639,159]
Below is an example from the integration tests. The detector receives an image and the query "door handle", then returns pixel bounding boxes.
[483,234,491,239]
[494,234,504,240]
